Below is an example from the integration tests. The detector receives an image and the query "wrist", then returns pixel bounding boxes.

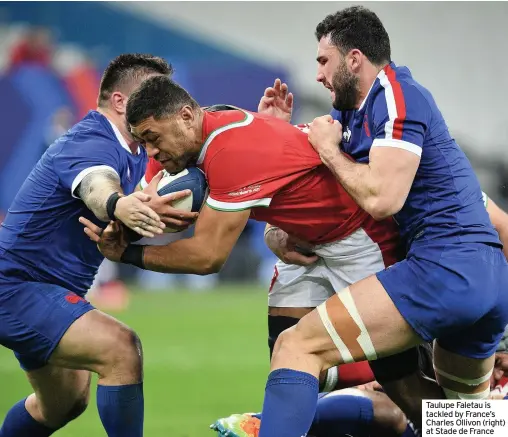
[319,145,342,167]
[120,244,145,269]
[106,192,123,221]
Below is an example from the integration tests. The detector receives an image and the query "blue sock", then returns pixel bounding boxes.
[0,398,55,436]
[96,383,144,437]
[258,369,319,437]
[254,392,374,437]
[402,421,420,437]
[309,392,374,436]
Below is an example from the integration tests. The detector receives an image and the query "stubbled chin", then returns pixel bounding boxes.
[163,162,185,175]
[330,91,336,102]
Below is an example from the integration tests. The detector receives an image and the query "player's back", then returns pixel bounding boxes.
[0,111,146,295]
[339,63,500,250]
[199,108,390,245]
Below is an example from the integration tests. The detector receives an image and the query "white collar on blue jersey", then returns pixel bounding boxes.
[107,118,140,155]
[358,69,384,111]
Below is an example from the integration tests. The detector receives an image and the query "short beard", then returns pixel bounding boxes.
[331,62,360,111]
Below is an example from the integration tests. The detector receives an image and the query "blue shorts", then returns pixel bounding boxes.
[0,279,95,371]
[377,243,508,359]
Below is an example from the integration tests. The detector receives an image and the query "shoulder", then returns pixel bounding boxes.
[372,65,435,115]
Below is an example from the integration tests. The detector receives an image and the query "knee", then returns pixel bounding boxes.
[372,395,408,436]
[98,325,143,377]
[36,390,90,429]
[65,391,90,422]
[272,325,328,367]
[272,326,301,356]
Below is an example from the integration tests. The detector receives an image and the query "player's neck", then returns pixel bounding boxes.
[356,62,389,109]
[97,107,139,154]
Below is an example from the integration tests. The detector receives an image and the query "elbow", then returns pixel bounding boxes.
[198,254,227,275]
[366,196,404,221]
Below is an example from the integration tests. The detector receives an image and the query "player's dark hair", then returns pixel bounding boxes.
[126,76,199,126]
[315,6,391,65]
[98,53,173,106]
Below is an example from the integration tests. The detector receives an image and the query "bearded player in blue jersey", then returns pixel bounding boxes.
[0,54,196,437]
[234,7,508,437]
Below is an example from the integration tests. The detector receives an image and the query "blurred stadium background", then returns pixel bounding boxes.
[0,1,507,435]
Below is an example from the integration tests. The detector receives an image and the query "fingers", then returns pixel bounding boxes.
[132,226,157,239]
[132,191,152,203]
[284,251,319,266]
[79,216,104,236]
[136,202,163,226]
[83,227,101,243]
[287,234,314,250]
[286,92,294,109]
[160,189,192,202]
[273,78,281,93]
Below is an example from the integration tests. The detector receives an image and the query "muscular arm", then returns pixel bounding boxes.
[320,146,420,220]
[76,169,123,222]
[142,205,251,274]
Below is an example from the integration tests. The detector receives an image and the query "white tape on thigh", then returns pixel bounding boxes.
[434,366,493,386]
[317,302,355,363]
[322,367,339,393]
[316,288,378,363]
[443,385,491,400]
[337,289,377,361]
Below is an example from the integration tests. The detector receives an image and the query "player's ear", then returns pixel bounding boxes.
[347,49,362,73]
[180,105,195,124]
[111,91,128,115]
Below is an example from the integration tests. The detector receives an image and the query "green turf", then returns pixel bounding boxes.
[0,285,270,436]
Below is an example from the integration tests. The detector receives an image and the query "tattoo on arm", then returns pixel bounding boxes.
[76,169,123,222]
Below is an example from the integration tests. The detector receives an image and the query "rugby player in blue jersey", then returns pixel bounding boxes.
[240,7,508,437]
[0,54,196,437]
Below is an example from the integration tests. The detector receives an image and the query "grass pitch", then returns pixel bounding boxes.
[0,285,269,436]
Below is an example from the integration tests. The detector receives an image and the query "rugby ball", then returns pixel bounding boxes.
[157,167,208,233]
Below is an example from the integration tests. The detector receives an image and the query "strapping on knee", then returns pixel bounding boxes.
[316,288,377,363]
[442,386,491,400]
[434,366,493,386]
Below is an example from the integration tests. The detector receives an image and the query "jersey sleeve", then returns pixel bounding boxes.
[205,139,278,212]
[139,158,163,189]
[371,70,431,157]
[482,191,489,208]
[53,137,122,198]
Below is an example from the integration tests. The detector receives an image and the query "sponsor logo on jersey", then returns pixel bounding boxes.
[228,185,261,197]
[343,126,352,142]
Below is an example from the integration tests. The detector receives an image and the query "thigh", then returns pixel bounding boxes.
[48,308,139,372]
[0,281,94,371]
[268,259,335,308]
[273,274,422,371]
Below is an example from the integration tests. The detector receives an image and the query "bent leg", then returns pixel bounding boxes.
[48,309,144,437]
[259,275,422,437]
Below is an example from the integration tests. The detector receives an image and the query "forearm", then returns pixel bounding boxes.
[320,150,382,216]
[77,171,123,222]
[142,237,225,275]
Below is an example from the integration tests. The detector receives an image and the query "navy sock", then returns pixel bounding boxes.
[254,392,374,437]
[258,369,319,437]
[402,421,420,437]
[96,383,144,437]
[0,398,55,437]
[309,392,374,437]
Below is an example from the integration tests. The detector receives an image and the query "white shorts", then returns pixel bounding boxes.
[268,228,389,308]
